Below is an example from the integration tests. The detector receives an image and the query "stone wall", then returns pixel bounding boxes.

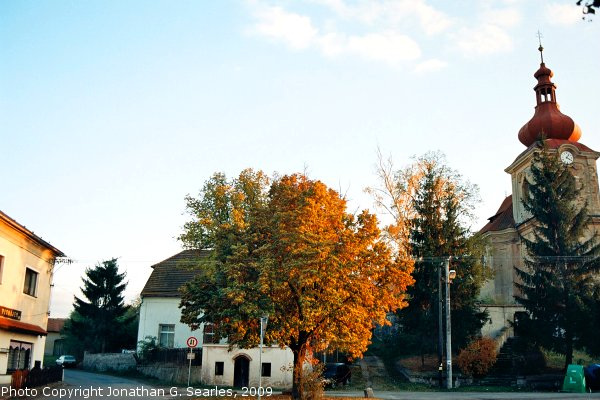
[137,365,202,385]
[82,353,137,372]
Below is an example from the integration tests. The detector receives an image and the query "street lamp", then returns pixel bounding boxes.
[259,314,269,400]
[445,258,456,389]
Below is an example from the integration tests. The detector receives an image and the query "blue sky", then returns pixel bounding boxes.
[1,0,599,317]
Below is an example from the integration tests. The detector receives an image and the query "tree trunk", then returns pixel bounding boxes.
[291,347,301,400]
[290,333,309,400]
[564,329,574,369]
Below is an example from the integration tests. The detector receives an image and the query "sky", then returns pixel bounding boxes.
[1,0,599,318]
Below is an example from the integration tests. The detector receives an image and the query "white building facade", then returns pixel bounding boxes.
[0,211,64,383]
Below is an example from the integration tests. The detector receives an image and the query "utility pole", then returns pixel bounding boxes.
[445,257,453,389]
[438,261,443,388]
[258,314,269,400]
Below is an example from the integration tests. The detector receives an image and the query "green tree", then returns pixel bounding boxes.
[63,259,136,354]
[179,169,413,399]
[370,152,490,362]
[515,142,600,367]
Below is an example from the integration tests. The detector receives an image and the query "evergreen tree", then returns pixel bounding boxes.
[64,259,136,354]
[400,154,488,360]
[392,153,490,362]
[515,142,600,367]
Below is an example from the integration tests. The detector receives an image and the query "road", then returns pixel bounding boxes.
[328,390,600,399]
[4,369,600,400]
[25,369,178,400]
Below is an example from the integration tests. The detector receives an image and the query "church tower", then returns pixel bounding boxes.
[479,44,600,338]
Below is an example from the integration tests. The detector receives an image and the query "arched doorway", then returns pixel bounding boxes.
[233,355,250,387]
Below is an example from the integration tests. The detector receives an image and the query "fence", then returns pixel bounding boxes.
[11,365,63,390]
[142,348,202,366]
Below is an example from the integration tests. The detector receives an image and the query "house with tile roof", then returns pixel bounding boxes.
[0,210,65,383]
[138,250,293,388]
[44,318,66,356]
[138,249,204,349]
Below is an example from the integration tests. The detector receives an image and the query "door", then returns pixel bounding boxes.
[233,355,250,387]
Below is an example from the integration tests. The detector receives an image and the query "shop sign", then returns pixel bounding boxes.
[0,306,22,321]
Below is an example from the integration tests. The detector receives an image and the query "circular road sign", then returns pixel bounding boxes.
[186,336,198,348]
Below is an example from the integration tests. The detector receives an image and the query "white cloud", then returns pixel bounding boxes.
[345,32,422,64]
[414,58,448,73]
[317,32,346,57]
[247,1,523,67]
[453,24,513,56]
[249,3,423,67]
[395,1,453,35]
[309,0,453,35]
[545,3,582,26]
[252,6,318,49]
[318,31,421,65]
[483,8,522,28]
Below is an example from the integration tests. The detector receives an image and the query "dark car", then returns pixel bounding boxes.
[322,363,351,388]
[56,355,77,368]
[585,364,600,392]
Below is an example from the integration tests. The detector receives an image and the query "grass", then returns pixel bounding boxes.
[542,348,595,371]
[43,354,58,367]
[397,354,440,373]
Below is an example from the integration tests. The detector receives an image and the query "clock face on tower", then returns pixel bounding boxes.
[560,150,574,165]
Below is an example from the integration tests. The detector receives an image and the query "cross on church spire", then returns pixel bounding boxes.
[537,30,544,63]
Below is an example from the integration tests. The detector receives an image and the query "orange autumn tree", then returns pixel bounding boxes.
[179,169,413,399]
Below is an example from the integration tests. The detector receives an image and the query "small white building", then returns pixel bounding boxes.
[201,343,293,388]
[0,210,65,383]
[137,250,293,389]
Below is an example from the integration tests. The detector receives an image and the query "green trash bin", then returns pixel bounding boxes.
[562,364,587,393]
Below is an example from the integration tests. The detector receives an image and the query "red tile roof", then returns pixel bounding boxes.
[47,318,66,333]
[480,195,515,234]
[0,317,47,336]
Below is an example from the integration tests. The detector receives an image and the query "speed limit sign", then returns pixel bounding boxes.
[187,336,198,348]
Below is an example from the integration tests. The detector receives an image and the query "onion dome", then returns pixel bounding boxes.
[518,45,582,147]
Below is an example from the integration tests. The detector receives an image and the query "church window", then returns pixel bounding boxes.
[522,179,530,201]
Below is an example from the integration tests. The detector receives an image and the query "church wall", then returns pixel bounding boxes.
[480,305,525,338]
[480,229,520,305]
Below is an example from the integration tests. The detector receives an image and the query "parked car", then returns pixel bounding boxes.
[585,364,600,392]
[322,363,351,388]
[55,355,77,368]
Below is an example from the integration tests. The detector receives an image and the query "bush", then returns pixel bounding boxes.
[299,363,324,400]
[456,337,497,378]
[136,336,158,362]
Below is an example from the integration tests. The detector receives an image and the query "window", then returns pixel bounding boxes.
[215,361,224,375]
[158,324,175,348]
[261,362,271,377]
[23,268,38,296]
[0,255,4,284]
[7,341,32,372]
[203,323,218,344]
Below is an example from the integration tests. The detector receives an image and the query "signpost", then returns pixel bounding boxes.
[186,337,198,387]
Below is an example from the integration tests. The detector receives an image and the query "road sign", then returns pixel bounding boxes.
[187,353,196,360]
[187,336,198,348]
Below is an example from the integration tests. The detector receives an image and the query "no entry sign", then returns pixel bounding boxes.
[186,336,198,348]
